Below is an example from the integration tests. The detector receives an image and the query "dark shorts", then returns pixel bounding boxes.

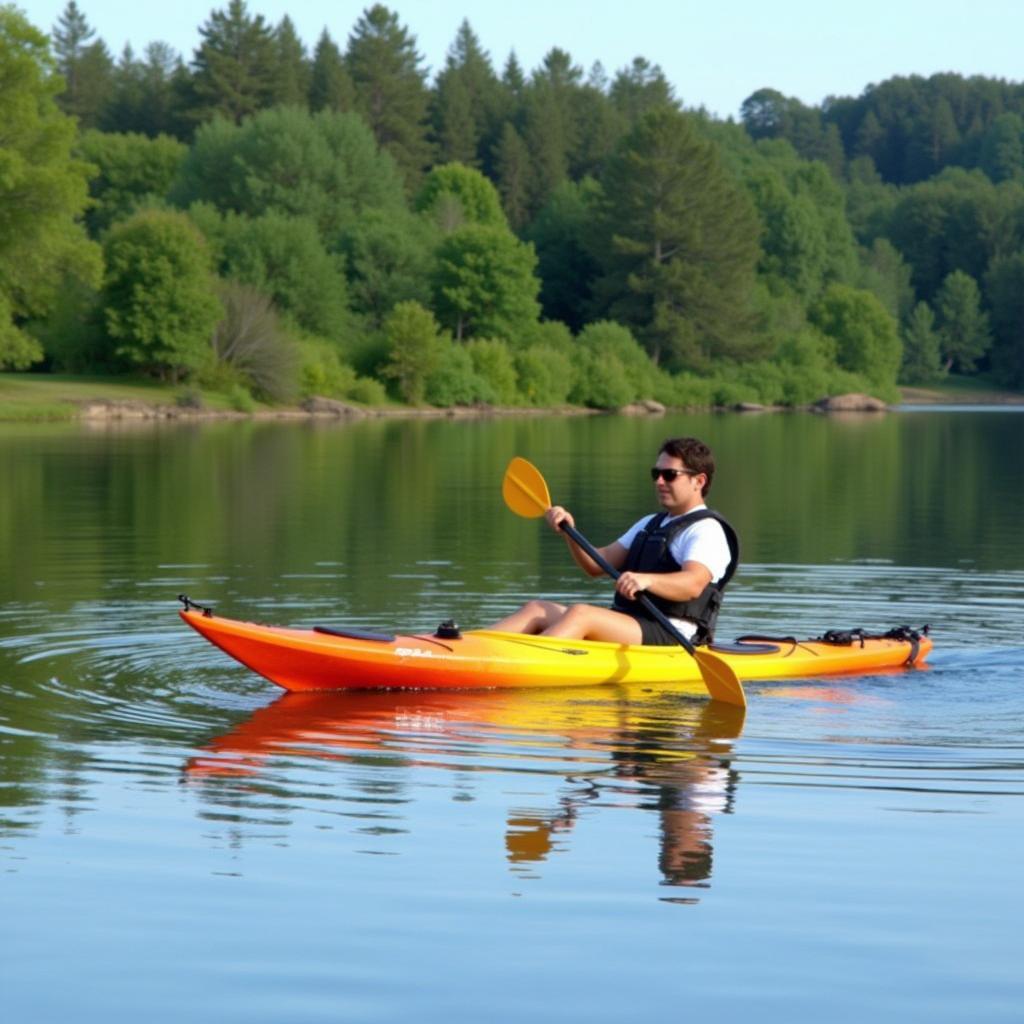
[614,609,685,647]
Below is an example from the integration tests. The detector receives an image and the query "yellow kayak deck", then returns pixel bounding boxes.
[180,608,932,694]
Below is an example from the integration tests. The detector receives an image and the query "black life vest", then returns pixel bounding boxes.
[612,509,740,644]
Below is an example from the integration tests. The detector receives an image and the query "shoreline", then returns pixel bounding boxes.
[2,382,1022,425]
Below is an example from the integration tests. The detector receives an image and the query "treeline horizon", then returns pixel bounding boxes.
[3,0,1024,411]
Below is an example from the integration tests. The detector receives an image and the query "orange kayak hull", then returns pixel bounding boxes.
[180,608,932,694]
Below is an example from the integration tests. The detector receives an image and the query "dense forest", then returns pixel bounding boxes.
[3,0,1024,410]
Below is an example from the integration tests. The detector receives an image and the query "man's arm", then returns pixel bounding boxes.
[546,506,628,578]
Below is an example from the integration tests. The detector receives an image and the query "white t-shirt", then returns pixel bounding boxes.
[615,506,732,638]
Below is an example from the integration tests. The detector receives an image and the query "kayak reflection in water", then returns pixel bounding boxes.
[489,437,738,646]
[185,688,744,900]
[505,700,743,901]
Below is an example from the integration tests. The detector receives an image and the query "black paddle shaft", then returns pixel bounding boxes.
[558,522,698,656]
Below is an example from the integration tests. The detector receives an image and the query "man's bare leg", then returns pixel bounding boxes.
[488,599,568,634]
[541,605,644,644]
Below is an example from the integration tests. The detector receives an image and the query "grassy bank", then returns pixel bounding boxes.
[0,373,269,422]
[899,375,1024,405]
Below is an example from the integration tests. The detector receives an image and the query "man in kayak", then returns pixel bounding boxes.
[490,436,738,645]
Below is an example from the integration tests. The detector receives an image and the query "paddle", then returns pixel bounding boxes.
[502,456,747,708]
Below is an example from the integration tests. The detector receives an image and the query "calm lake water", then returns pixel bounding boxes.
[2,409,1023,1022]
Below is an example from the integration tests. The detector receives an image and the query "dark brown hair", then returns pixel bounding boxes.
[659,437,715,497]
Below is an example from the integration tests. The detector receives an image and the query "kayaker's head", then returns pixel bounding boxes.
[652,438,714,512]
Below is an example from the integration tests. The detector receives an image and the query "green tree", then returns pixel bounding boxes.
[492,122,531,230]
[610,57,676,126]
[101,210,222,379]
[907,97,960,181]
[51,1,113,129]
[190,0,277,124]
[900,301,943,385]
[172,107,407,243]
[933,270,991,373]
[309,29,354,112]
[381,300,445,403]
[101,42,187,137]
[340,207,435,328]
[984,253,1024,388]
[345,4,433,186]
[745,162,829,298]
[886,169,1024,302]
[525,178,600,331]
[521,48,582,216]
[809,284,902,389]
[978,113,1024,183]
[858,238,915,323]
[204,210,351,342]
[78,130,187,233]
[432,224,541,341]
[592,106,762,369]
[415,162,507,231]
[431,20,500,167]
[0,7,100,368]
[270,16,310,107]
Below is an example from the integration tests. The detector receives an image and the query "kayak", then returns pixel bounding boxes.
[179,602,931,694]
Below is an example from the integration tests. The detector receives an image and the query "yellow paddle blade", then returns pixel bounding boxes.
[502,457,552,519]
[694,651,747,709]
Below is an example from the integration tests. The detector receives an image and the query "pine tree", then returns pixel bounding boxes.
[492,122,531,230]
[431,20,500,167]
[978,113,1024,183]
[610,57,676,125]
[934,270,991,372]
[309,30,354,112]
[51,1,113,129]
[592,107,762,369]
[271,16,310,107]
[345,4,433,187]
[501,52,525,98]
[190,0,277,124]
[900,301,944,385]
[103,45,145,133]
[521,51,583,218]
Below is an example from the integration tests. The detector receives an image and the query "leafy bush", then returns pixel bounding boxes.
[226,383,256,412]
[809,283,902,388]
[205,209,352,343]
[569,352,636,408]
[516,319,575,354]
[425,343,492,405]
[381,301,445,404]
[466,338,518,404]
[347,376,387,405]
[102,209,222,380]
[574,320,656,404]
[298,337,387,404]
[514,346,574,406]
[299,339,357,398]
[30,277,110,372]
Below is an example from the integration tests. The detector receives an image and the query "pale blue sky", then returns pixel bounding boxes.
[20,0,1024,120]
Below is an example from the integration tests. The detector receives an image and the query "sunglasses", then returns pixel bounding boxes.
[650,467,699,482]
